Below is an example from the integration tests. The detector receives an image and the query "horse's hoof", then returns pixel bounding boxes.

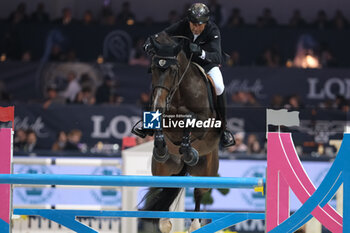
[183,147,199,166]
[189,219,201,232]
[159,218,172,233]
[153,146,169,163]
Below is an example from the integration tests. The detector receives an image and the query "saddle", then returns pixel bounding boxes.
[191,62,217,114]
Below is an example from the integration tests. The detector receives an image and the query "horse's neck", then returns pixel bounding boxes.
[172,52,207,107]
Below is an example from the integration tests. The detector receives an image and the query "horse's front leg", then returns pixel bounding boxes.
[153,130,169,162]
[179,124,199,166]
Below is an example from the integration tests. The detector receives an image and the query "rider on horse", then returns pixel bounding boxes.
[132,2,235,148]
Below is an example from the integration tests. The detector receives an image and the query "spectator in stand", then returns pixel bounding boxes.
[284,94,303,110]
[313,10,329,29]
[0,81,11,102]
[320,43,337,67]
[270,95,284,109]
[49,44,67,61]
[167,10,179,25]
[31,2,49,23]
[138,92,151,111]
[60,71,81,103]
[117,2,135,25]
[21,51,32,62]
[64,129,82,152]
[43,86,66,109]
[231,91,248,106]
[207,0,222,26]
[334,95,349,112]
[53,7,76,26]
[74,87,96,105]
[100,4,115,25]
[258,8,277,28]
[256,47,281,67]
[8,2,29,24]
[81,10,95,26]
[247,134,262,154]
[96,75,114,104]
[14,129,27,151]
[246,92,260,107]
[129,37,151,67]
[52,131,67,151]
[24,130,38,152]
[226,8,245,28]
[289,9,307,28]
[226,50,240,66]
[226,132,247,153]
[332,10,349,30]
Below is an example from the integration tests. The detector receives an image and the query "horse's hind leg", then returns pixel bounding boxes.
[188,188,208,232]
[150,157,185,233]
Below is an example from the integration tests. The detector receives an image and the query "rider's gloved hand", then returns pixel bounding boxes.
[189,43,202,57]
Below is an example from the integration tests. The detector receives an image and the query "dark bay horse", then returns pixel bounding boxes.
[143,32,221,233]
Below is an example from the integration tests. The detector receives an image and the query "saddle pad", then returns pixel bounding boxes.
[191,62,217,113]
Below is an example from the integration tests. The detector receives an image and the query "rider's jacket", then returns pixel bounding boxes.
[164,19,224,72]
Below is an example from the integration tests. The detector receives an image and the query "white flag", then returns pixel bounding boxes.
[266,109,300,127]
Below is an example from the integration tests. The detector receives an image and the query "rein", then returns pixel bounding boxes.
[165,53,193,110]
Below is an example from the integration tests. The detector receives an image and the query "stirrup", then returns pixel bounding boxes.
[221,130,236,148]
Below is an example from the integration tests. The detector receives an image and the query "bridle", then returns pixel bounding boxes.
[151,35,193,111]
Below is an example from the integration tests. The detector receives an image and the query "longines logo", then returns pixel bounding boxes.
[307,77,350,99]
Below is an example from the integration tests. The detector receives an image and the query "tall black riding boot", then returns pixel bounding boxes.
[217,90,236,147]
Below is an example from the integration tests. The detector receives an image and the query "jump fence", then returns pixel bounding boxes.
[0,106,349,232]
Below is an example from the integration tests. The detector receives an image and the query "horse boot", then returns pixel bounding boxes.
[179,126,199,166]
[217,90,236,148]
[131,123,154,138]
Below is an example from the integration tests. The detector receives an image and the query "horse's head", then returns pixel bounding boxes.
[150,32,183,112]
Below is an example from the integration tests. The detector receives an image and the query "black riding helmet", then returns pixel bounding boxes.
[187,3,210,24]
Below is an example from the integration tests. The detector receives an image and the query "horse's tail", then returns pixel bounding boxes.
[142,165,187,212]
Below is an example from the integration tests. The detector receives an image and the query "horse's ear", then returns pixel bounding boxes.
[150,35,162,52]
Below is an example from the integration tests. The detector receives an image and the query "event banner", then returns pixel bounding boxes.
[8,104,347,152]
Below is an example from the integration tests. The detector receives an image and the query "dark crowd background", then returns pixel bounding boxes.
[0,1,349,159]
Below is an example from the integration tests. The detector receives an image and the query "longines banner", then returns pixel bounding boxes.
[10,104,347,150]
[1,62,350,105]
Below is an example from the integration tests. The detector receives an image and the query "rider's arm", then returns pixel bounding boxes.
[200,29,222,64]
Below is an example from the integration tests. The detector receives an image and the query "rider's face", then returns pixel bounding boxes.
[189,22,206,35]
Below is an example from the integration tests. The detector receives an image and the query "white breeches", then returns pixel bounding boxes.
[207,66,225,95]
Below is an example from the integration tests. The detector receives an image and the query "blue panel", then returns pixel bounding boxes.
[0,219,9,233]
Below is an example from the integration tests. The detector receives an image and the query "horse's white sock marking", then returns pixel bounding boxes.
[159,218,172,233]
[188,219,201,232]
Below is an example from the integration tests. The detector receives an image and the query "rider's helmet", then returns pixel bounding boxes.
[187,3,210,24]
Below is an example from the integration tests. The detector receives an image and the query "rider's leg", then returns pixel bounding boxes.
[207,67,235,147]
